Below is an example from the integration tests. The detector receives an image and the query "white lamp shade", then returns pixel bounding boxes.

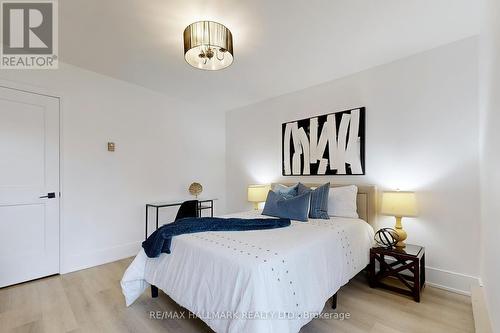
[247,185,271,203]
[381,191,418,217]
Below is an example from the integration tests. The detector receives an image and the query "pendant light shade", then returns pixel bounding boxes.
[183,21,233,71]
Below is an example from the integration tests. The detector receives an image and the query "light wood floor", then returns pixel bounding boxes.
[0,258,475,333]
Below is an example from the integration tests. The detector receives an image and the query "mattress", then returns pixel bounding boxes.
[121,210,374,333]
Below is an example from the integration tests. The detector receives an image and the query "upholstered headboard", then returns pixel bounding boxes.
[271,183,377,226]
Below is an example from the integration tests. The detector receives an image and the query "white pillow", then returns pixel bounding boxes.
[327,185,358,218]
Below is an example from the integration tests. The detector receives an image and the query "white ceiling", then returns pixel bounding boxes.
[60,0,479,112]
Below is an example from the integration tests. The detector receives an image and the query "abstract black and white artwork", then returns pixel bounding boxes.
[282,107,365,176]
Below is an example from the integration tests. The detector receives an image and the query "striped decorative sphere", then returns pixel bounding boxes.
[374,228,399,248]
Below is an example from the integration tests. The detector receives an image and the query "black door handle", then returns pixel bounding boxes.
[39,192,56,199]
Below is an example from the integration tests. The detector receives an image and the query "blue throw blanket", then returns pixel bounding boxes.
[142,217,291,258]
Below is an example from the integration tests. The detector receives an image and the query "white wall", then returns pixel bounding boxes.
[479,0,500,330]
[226,37,480,294]
[0,63,226,273]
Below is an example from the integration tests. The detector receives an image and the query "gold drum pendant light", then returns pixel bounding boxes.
[183,21,233,70]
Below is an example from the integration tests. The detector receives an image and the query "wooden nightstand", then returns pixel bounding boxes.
[369,244,425,302]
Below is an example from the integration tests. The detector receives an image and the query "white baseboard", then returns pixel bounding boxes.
[471,285,493,333]
[61,241,141,274]
[425,266,480,296]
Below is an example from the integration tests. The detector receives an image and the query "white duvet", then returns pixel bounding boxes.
[121,211,374,333]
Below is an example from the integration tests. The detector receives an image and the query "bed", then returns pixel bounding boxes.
[121,184,376,333]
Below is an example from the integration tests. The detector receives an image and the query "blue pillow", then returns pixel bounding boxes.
[298,182,330,219]
[262,190,311,222]
[273,183,299,199]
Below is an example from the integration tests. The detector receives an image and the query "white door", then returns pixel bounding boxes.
[0,86,60,287]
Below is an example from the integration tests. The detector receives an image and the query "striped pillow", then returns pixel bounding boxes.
[298,182,330,219]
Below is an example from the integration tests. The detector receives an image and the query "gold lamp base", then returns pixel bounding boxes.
[253,202,260,210]
[394,216,407,248]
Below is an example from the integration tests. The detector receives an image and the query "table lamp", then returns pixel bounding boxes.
[380,191,418,248]
[247,184,271,210]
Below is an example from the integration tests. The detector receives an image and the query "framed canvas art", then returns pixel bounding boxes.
[282,107,365,176]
